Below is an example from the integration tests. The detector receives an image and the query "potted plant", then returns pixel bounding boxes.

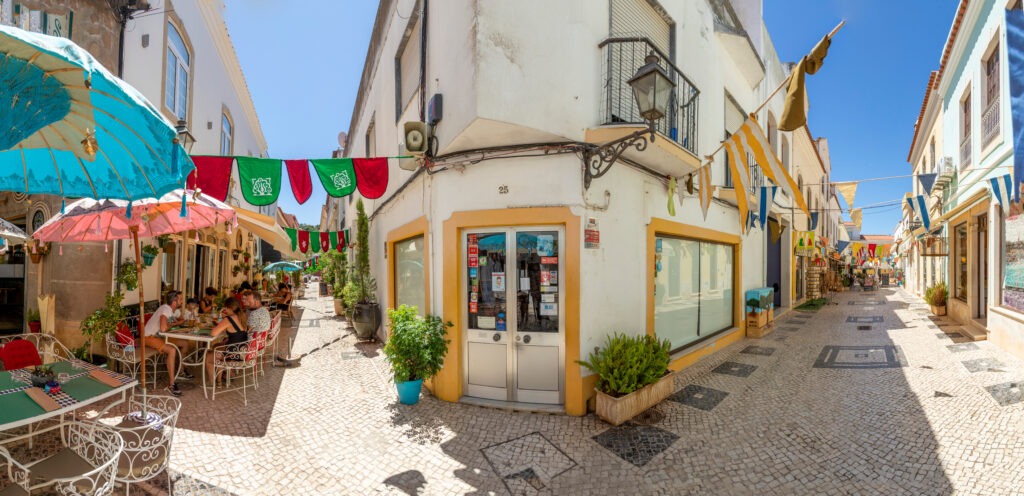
[925,281,948,316]
[231,263,241,277]
[232,249,241,261]
[383,305,451,405]
[79,291,130,368]
[242,251,251,263]
[26,308,41,334]
[157,234,173,253]
[141,244,160,267]
[29,364,55,388]
[28,240,49,264]
[117,259,139,291]
[342,279,359,326]
[350,198,381,339]
[578,332,673,426]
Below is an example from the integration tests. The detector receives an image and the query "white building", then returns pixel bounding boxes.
[333,0,841,415]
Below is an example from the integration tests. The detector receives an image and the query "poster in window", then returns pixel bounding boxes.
[469,302,478,313]
[540,271,550,285]
[548,271,558,285]
[540,302,557,316]
[1004,213,1024,311]
[468,255,478,267]
[477,316,495,329]
[537,235,554,256]
[492,272,505,291]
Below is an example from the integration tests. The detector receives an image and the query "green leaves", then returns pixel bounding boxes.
[578,333,671,397]
[925,281,947,306]
[383,305,452,383]
[81,291,130,345]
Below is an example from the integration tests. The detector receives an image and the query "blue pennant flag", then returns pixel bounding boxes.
[906,195,931,231]
[810,212,819,231]
[917,173,937,195]
[758,186,778,229]
[1007,8,1024,202]
[836,240,850,254]
[989,173,1013,213]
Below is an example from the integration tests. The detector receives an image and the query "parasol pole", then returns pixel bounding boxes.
[130,226,149,416]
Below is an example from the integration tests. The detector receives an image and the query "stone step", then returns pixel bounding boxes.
[961,320,989,341]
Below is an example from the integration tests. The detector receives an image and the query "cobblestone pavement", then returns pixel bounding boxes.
[6,286,1024,495]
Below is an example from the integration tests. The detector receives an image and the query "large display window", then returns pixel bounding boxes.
[654,235,735,352]
[395,235,426,313]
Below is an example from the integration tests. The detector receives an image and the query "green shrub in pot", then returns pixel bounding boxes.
[578,332,671,397]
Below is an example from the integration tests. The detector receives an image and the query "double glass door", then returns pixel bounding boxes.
[463,228,564,405]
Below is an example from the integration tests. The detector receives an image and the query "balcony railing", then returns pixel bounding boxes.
[599,37,700,155]
[982,96,1000,148]
[960,135,971,170]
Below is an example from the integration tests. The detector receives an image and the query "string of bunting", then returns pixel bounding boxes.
[186,155,411,206]
[283,227,352,255]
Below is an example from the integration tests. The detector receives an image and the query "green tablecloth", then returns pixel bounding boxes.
[61,376,113,402]
[49,361,85,376]
[0,392,45,425]
[0,371,24,391]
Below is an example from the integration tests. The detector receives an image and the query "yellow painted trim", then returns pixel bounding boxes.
[584,126,702,170]
[386,216,431,315]
[644,217,744,347]
[439,207,582,414]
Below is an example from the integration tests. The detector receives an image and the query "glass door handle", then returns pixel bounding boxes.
[522,335,531,344]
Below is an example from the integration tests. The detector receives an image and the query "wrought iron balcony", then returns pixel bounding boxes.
[959,135,971,170]
[599,37,700,155]
[982,96,1000,148]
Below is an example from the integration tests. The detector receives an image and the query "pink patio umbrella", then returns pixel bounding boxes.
[33,189,236,405]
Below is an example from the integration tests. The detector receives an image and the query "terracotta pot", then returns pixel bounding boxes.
[29,253,42,264]
[930,304,947,316]
[595,373,675,426]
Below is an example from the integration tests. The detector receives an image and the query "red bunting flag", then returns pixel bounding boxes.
[320,232,331,252]
[353,158,389,199]
[297,230,310,253]
[285,159,313,204]
[186,156,234,201]
[337,230,345,252]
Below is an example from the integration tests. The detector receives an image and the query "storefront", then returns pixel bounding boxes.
[944,194,992,333]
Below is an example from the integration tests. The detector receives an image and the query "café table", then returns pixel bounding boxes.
[158,318,224,399]
[0,359,137,444]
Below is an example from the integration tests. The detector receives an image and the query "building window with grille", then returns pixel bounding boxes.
[982,41,1000,147]
[960,91,972,168]
[220,112,233,156]
[165,22,190,120]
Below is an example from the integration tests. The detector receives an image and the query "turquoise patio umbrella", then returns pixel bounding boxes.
[263,261,303,272]
[0,25,192,202]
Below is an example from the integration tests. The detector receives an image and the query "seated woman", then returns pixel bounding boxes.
[199,287,218,314]
[204,297,249,384]
[272,282,292,311]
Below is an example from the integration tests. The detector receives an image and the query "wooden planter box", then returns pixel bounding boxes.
[930,304,947,316]
[595,373,675,426]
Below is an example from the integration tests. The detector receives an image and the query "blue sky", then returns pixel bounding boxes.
[224,1,378,226]
[764,0,960,235]
[225,1,961,233]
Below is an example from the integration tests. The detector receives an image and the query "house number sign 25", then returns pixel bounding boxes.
[498,185,509,194]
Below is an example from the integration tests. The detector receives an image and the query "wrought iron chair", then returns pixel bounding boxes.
[0,333,74,368]
[0,422,123,496]
[104,317,162,387]
[94,394,182,494]
[209,333,263,405]
[258,312,282,377]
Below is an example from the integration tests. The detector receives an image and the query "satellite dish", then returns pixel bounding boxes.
[337,132,348,148]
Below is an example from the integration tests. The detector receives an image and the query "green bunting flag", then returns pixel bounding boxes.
[310,231,321,253]
[328,231,339,251]
[310,159,357,197]
[285,228,298,251]
[237,157,283,206]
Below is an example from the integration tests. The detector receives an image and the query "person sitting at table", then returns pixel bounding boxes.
[272,282,292,311]
[200,287,217,314]
[183,298,201,322]
[241,289,271,336]
[204,297,249,384]
[143,291,192,397]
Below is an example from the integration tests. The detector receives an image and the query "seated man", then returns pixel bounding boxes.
[272,282,292,311]
[199,287,218,314]
[241,290,271,337]
[142,291,193,396]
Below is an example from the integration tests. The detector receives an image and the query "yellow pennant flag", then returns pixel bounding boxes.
[851,208,863,230]
[731,116,810,217]
[699,162,713,220]
[667,176,677,216]
[835,181,857,209]
[723,139,751,234]
[780,33,832,131]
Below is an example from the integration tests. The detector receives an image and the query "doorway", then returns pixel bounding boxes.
[463,227,565,405]
[977,214,988,324]
[766,218,782,307]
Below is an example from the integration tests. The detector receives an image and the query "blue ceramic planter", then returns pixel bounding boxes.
[395,379,424,405]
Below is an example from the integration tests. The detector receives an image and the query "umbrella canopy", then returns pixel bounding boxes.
[0,25,192,201]
[263,261,302,272]
[32,190,235,243]
[0,217,26,242]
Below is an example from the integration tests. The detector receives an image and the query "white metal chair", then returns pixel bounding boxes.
[105,332,163,388]
[98,394,182,494]
[0,333,75,366]
[209,334,262,405]
[0,422,123,496]
[258,312,282,377]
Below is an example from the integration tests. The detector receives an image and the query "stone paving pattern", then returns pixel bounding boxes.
[8,287,1024,494]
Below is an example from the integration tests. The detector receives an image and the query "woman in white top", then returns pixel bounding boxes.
[142,291,191,396]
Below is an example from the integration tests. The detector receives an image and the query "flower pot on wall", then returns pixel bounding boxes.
[352,302,381,340]
[395,379,424,405]
[141,253,156,267]
[27,321,41,334]
[595,373,675,426]
[29,252,42,264]
[333,298,345,316]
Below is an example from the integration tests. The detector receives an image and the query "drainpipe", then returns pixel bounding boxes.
[418,0,428,124]
[116,1,150,78]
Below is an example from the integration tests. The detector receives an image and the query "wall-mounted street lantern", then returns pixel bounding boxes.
[175,119,196,153]
[584,52,675,189]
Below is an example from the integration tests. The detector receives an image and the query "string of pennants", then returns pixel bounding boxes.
[283,227,351,255]
[186,156,409,206]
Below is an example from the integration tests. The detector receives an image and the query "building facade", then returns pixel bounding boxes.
[332,0,842,415]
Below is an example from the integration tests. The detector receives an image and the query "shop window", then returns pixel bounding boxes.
[1002,211,1024,311]
[395,235,425,313]
[654,235,734,352]
[955,223,967,301]
[165,22,190,120]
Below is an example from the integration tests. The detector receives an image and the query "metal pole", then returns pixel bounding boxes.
[131,226,149,417]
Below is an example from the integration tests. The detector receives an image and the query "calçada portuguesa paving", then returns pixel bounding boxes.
[49,287,1024,494]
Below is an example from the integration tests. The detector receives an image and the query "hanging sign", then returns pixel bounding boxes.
[585,217,600,249]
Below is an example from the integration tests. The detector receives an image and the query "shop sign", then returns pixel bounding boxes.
[2,2,73,38]
[585,217,600,249]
